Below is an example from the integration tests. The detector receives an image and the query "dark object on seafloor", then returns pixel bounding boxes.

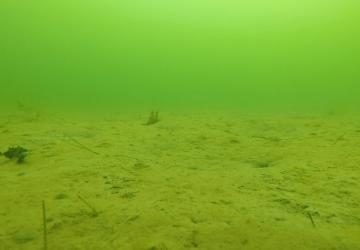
[0,146,28,163]
[145,111,160,125]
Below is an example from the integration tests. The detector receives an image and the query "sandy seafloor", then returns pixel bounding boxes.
[0,110,359,250]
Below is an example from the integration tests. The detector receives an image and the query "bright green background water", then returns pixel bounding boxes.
[1,0,359,112]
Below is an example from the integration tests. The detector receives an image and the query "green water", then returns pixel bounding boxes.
[1,2,360,250]
[1,0,359,113]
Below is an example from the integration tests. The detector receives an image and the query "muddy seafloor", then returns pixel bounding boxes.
[0,111,359,250]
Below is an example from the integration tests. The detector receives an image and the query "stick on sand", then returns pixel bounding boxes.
[42,200,48,250]
[307,212,316,228]
[78,195,99,217]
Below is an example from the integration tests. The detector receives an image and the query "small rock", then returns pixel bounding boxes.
[253,160,272,168]
[55,193,68,200]
[134,162,150,169]
[13,229,36,244]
